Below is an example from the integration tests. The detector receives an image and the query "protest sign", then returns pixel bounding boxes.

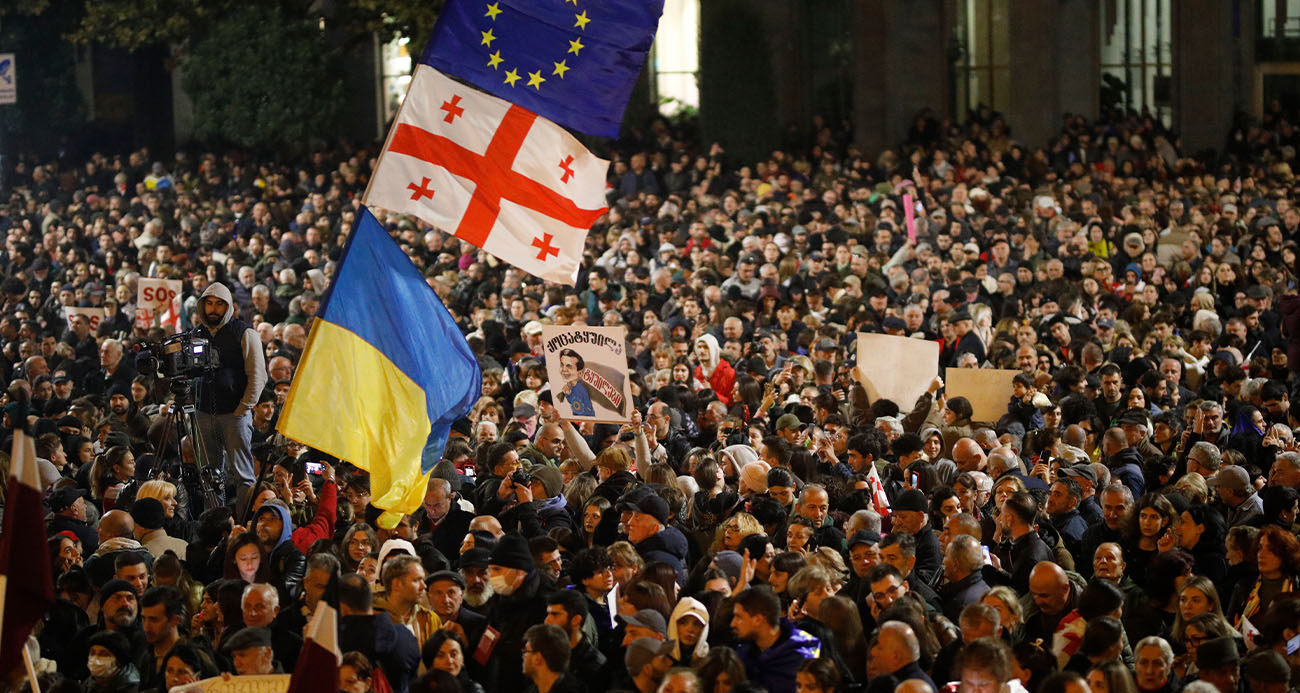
[541,325,632,423]
[945,367,1020,423]
[854,333,939,409]
[136,278,183,331]
[170,674,290,693]
[63,306,105,332]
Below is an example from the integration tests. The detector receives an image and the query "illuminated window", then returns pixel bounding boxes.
[652,0,699,115]
[381,36,413,126]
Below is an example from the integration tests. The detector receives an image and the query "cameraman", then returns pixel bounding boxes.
[194,282,267,511]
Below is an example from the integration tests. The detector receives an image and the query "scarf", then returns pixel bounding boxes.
[538,494,567,515]
[1238,576,1295,626]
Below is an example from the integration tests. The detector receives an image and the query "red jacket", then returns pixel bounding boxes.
[695,358,736,406]
[291,480,337,553]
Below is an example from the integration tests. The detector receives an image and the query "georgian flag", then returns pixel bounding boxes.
[287,602,342,693]
[0,429,54,677]
[365,65,609,285]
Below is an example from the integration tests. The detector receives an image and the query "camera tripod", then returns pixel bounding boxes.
[159,377,227,515]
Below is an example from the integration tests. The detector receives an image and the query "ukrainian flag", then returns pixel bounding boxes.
[277,206,480,527]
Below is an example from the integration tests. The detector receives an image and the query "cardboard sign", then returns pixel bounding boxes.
[541,325,632,423]
[63,306,105,332]
[854,333,939,409]
[170,674,290,693]
[945,367,1020,423]
[136,278,183,332]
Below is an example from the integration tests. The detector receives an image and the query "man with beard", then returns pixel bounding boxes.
[250,502,305,605]
[459,547,495,613]
[544,590,609,691]
[138,586,213,690]
[104,383,150,448]
[379,554,440,650]
[193,281,267,512]
[888,490,943,584]
[66,579,146,679]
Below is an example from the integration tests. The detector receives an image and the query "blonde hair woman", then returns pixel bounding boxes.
[137,479,180,519]
[709,512,763,554]
[1174,473,1209,505]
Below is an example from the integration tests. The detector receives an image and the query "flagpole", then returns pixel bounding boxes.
[22,642,40,693]
[0,574,7,655]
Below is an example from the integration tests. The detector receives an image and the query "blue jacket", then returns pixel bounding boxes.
[635,527,690,582]
[736,620,821,693]
[1107,448,1147,499]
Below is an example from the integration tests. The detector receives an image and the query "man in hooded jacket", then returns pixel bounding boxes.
[194,281,267,512]
[252,501,306,605]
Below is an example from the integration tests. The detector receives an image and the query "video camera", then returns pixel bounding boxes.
[135,331,222,380]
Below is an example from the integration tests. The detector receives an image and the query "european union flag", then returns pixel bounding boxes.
[422,0,663,138]
[277,205,480,527]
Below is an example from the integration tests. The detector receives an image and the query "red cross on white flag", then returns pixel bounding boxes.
[364,65,609,285]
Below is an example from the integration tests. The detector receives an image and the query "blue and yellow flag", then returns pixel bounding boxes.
[277,206,480,527]
[422,0,664,138]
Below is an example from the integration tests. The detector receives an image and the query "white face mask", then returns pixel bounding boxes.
[88,655,118,679]
[488,574,516,596]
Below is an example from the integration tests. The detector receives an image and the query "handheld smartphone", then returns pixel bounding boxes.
[1288,633,1300,655]
[981,546,992,566]
[305,462,324,475]
[911,472,919,487]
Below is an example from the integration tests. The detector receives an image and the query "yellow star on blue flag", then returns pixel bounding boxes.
[422,0,664,137]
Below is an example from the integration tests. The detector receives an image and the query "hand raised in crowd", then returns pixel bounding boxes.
[787,597,806,622]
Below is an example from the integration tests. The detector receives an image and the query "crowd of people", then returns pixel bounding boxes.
[3,102,1300,693]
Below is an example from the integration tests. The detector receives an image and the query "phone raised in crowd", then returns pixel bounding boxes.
[1288,633,1300,655]
[305,462,324,475]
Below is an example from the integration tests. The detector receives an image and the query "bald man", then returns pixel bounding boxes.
[867,621,935,693]
[896,680,936,693]
[952,438,987,472]
[1023,562,1076,646]
[84,509,153,586]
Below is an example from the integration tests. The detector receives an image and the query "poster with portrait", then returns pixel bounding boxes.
[541,325,632,423]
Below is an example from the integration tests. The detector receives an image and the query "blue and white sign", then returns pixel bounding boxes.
[0,54,15,105]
